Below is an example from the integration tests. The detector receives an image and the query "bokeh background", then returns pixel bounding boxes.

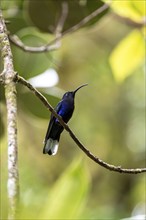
[0,1,145,219]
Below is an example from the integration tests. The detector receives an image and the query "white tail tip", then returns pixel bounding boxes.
[43,138,59,155]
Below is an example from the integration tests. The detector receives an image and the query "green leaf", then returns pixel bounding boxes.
[27,0,108,33]
[18,89,60,119]
[109,30,145,82]
[12,27,54,78]
[40,158,90,219]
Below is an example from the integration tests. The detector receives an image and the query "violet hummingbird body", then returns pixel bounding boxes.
[43,84,87,155]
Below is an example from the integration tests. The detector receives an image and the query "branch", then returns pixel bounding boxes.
[8,33,61,53]
[54,1,68,36]
[9,3,109,53]
[0,10,19,220]
[16,75,146,174]
[62,2,109,36]
[112,13,146,28]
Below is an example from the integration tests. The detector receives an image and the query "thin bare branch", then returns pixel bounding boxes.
[112,13,146,28]
[62,2,109,36]
[16,75,146,174]
[8,34,61,53]
[9,3,109,53]
[55,1,68,36]
[0,10,19,220]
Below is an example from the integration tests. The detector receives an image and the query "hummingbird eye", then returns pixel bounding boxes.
[63,92,69,98]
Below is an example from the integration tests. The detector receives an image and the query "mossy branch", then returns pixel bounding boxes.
[0,10,19,220]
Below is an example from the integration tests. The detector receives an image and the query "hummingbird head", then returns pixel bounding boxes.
[62,84,88,100]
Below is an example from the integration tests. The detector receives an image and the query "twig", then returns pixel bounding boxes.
[62,2,109,36]
[8,2,68,53]
[112,13,146,28]
[0,10,19,220]
[9,3,109,53]
[16,75,146,174]
[55,1,68,36]
[8,34,61,53]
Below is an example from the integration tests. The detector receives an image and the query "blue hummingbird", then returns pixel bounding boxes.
[43,84,87,155]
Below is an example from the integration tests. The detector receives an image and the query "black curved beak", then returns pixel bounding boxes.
[73,83,88,95]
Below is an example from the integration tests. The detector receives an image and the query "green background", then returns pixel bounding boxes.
[0,0,145,219]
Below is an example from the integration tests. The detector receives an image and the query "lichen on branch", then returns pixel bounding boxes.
[0,9,19,220]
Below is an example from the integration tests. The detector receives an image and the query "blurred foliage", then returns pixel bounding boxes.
[27,0,107,33]
[109,29,145,82]
[40,158,90,219]
[108,0,145,82]
[110,1,145,22]
[12,27,55,78]
[0,0,145,220]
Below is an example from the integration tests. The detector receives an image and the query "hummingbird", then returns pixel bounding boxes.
[43,84,88,156]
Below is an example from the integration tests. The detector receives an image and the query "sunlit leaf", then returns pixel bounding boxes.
[110,1,145,22]
[109,30,145,82]
[132,1,146,16]
[40,158,90,219]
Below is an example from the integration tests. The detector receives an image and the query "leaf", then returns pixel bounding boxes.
[40,158,90,219]
[12,27,55,78]
[18,89,60,119]
[110,1,145,22]
[27,0,108,33]
[132,1,145,16]
[109,30,145,82]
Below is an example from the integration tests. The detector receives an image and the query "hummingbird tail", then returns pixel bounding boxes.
[43,138,59,155]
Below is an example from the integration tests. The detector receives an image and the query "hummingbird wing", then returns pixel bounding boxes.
[44,100,62,142]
